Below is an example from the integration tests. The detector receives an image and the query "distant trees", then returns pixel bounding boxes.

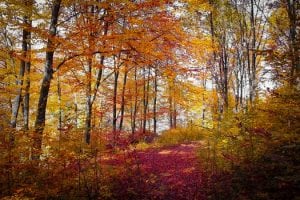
[267,0,300,85]
[188,0,269,115]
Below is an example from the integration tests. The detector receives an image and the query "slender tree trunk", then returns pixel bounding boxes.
[173,102,177,129]
[172,78,177,128]
[84,54,105,144]
[209,0,216,61]
[34,0,61,159]
[240,58,245,107]
[85,58,92,144]
[92,55,104,100]
[153,66,158,134]
[91,20,108,104]
[57,69,62,148]
[202,78,206,126]
[11,15,32,130]
[238,5,246,109]
[286,0,300,84]
[208,0,224,115]
[131,66,138,134]
[23,4,32,130]
[224,61,229,110]
[249,0,256,104]
[84,5,107,144]
[142,67,146,133]
[113,58,119,133]
[143,67,150,134]
[74,95,78,129]
[119,68,128,131]
[23,60,31,130]
[11,63,25,129]
[235,78,239,112]
[234,53,240,112]
[85,12,108,143]
[221,30,229,110]
[169,91,173,129]
[246,40,252,107]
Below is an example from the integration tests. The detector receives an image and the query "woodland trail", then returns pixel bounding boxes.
[136,142,205,199]
[104,141,206,199]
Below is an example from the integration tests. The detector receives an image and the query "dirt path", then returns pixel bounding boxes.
[134,142,205,199]
[102,141,206,199]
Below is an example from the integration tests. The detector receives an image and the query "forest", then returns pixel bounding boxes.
[0,0,299,199]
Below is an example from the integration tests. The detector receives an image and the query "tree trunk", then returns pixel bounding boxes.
[202,78,206,126]
[23,2,32,131]
[113,57,119,133]
[249,0,256,104]
[240,57,245,108]
[173,102,177,129]
[91,20,108,104]
[85,58,92,144]
[169,87,173,129]
[221,30,229,110]
[11,62,25,129]
[286,0,300,84]
[153,66,158,134]
[57,69,62,148]
[223,60,229,109]
[119,68,128,131]
[143,67,150,134]
[85,11,108,143]
[11,4,32,131]
[131,66,138,134]
[33,0,61,160]
[74,94,78,129]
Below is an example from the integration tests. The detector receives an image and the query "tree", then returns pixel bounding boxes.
[34,0,62,159]
[267,0,300,86]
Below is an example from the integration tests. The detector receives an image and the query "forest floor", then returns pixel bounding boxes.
[101,141,207,199]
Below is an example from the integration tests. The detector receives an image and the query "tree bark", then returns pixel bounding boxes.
[249,0,256,104]
[202,78,206,126]
[168,81,173,129]
[112,56,119,133]
[23,1,32,131]
[33,0,61,160]
[11,60,25,129]
[223,46,229,110]
[119,67,128,131]
[173,101,177,128]
[153,66,158,134]
[85,58,92,144]
[131,66,138,134]
[286,0,300,84]
[143,67,150,134]
[85,9,108,144]
[57,69,62,149]
[11,1,32,131]
[74,94,78,129]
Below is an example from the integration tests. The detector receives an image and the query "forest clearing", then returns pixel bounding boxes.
[0,0,299,199]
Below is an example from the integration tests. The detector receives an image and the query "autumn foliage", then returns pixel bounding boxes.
[0,0,299,199]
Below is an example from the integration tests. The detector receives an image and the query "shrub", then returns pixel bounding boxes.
[157,126,205,145]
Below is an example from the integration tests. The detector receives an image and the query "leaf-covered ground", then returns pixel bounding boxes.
[102,142,206,200]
